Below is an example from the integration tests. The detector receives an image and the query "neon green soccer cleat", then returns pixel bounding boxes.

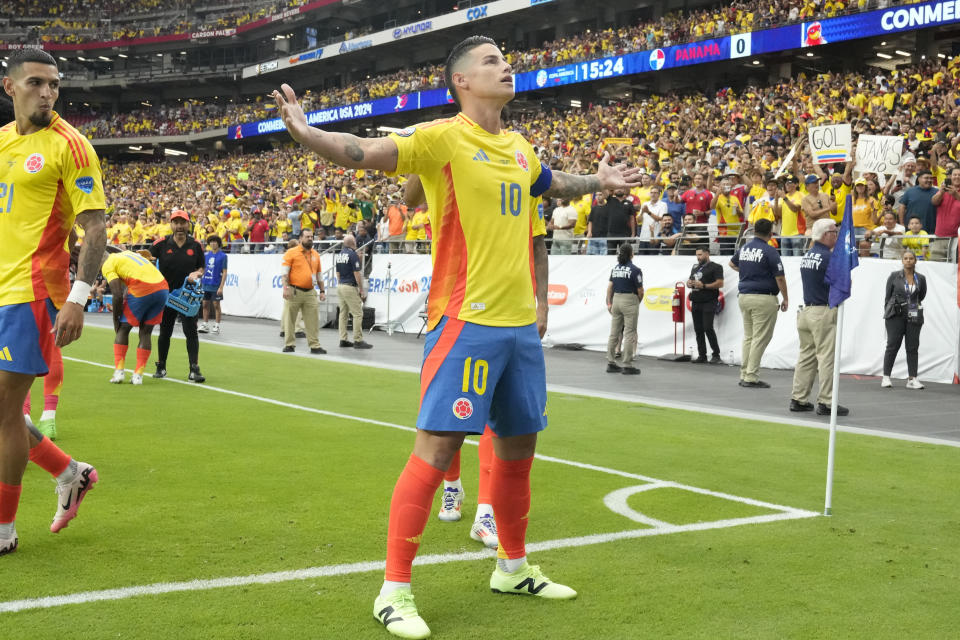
[373,588,430,639]
[37,417,57,441]
[490,562,577,600]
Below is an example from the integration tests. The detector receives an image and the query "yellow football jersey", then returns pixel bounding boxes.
[389,114,547,329]
[101,250,167,296]
[0,112,105,307]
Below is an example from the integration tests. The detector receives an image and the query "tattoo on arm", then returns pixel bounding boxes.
[342,134,365,162]
[543,171,601,199]
[533,236,548,306]
[75,210,107,286]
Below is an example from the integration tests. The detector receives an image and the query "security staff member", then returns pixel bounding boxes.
[605,243,643,375]
[729,218,788,388]
[686,247,724,363]
[790,219,849,415]
[281,228,326,354]
[335,234,373,350]
[150,209,206,382]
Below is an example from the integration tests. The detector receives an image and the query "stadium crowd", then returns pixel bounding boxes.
[2,0,308,46]
[65,0,900,139]
[85,52,960,263]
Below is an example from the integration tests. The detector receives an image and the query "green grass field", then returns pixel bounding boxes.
[3,326,958,639]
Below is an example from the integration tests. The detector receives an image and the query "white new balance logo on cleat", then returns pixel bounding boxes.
[472,149,490,162]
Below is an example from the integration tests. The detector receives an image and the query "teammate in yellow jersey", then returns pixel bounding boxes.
[101,248,170,385]
[0,49,106,556]
[274,35,642,640]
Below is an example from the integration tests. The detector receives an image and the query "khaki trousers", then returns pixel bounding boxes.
[607,293,639,365]
[283,287,320,349]
[791,305,837,405]
[738,293,779,383]
[338,284,364,342]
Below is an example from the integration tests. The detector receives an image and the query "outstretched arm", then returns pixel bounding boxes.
[273,84,399,171]
[543,153,642,199]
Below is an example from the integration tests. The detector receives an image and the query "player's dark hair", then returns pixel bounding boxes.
[444,35,497,108]
[617,241,633,265]
[207,234,222,247]
[754,218,774,237]
[5,48,57,76]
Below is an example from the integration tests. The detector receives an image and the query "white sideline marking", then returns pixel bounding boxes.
[77,320,960,448]
[14,355,818,615]
[0,509,815,614]
[64,356,817,516]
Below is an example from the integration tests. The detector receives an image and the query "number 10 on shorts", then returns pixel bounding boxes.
[462,357,489,395]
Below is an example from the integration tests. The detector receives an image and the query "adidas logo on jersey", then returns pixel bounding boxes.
[0,346,12,362]
[472,149,490,162]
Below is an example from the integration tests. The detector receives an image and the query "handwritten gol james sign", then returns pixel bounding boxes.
[854,135,904,175]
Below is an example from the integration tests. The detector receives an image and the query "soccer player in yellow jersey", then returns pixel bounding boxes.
[101,249,169,385]
[0,49,106,556]
[273,36,639,638]
[274,35,641,639]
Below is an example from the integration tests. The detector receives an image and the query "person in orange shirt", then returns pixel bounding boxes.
[384,196,408,253]
[280,228,326,354]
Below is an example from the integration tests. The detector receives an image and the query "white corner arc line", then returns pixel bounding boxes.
[603,485,674,527]
[63,356,818,517]
[0,509,816,614]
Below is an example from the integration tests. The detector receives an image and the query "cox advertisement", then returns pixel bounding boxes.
[221,253,959,383]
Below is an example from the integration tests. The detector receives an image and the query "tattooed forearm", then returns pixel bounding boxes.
[342,133,365,162]
[533,235,548,306]
[301,129,397,171]
[543,171,602,199]
[75,210,107,285]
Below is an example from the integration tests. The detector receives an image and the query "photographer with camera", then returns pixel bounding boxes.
[881,250,928,390]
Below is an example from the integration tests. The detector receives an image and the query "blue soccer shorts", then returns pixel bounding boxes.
[417,316,548,437]
[0,299,58,376]
[123,289,169,327]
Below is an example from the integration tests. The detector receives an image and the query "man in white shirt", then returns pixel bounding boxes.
[866,208,905,259]
[548,199,577,255]
[637,185,666,254]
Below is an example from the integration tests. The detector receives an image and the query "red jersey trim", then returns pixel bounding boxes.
[64,124,90,167]
[419,318,465,405]
[54,123,89,168]
[427,163,468,329]
[52,125,83,170]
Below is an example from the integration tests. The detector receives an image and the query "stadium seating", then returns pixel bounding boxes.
[59,0,886,139]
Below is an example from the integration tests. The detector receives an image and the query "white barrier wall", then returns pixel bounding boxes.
[221,253,960,383]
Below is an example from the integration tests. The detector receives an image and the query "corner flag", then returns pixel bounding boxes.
[825,194,859,308]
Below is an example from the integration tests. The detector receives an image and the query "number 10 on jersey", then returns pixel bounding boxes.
[500,182,522,216]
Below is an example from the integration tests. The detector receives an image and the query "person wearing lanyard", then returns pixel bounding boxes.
[605,243,644,375]
[281,228,326,354]
[686,247,724,364]
[335,234,372,350]
[729,218,789,388]
[789,219,849,416]
[881,250,928,389]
